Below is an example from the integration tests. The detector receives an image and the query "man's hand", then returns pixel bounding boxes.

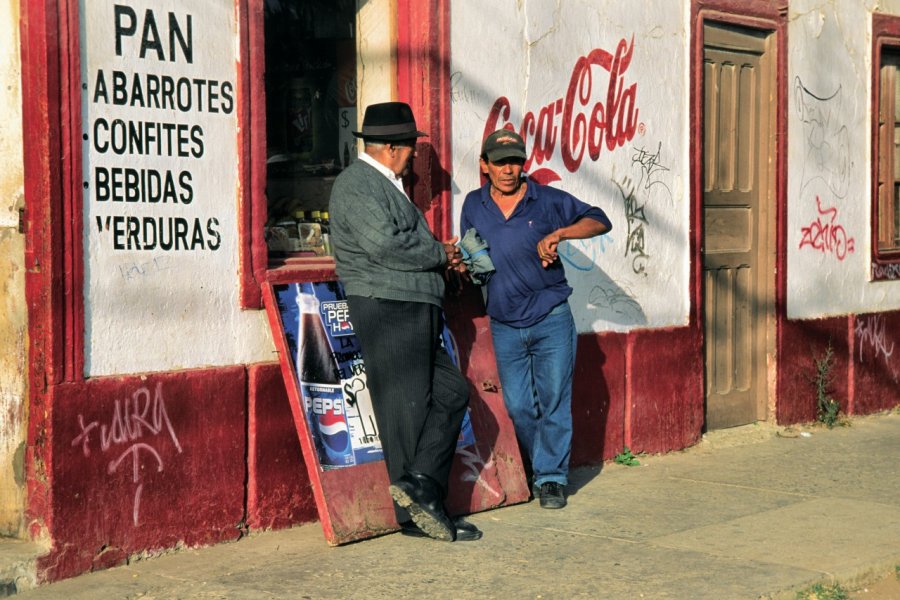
[537,231,562,268]
[442,237,467,273]
[442,237,468,294]
[537,218,609,268]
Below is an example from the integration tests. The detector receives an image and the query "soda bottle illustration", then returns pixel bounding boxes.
[297,289,339,385]
[296,287,353,467]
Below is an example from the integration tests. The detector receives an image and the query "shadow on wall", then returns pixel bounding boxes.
[571,333,612,476]
[561,242,648,328]
[409,142,452,220]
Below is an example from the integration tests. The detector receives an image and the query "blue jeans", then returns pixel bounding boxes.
[490,302,576,487]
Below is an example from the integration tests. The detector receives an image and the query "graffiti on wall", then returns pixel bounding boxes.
[855,314,900,383]
[617,141,673,276]
[798,195,855,260]
[455,445,501,499]
[70,383,182,526]
[588,281,645,322]
[616,177,649,275]
[873,263,900,280]
[559,235,614,272]
[794,78,850,200]
[794,77,855,261]
[117,254,174,282]
[631,141,671,195]
[450,71,478,106]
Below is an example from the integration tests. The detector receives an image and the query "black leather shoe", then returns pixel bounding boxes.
[399,518,483,542]
[539,482,567,509]
[389,473,455,541]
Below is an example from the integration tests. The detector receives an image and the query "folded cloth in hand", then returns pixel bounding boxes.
[458,227,495,286]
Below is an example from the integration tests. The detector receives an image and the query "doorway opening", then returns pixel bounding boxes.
[702,21,777,430]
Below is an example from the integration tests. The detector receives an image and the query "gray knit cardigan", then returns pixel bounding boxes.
[329,159,447,307]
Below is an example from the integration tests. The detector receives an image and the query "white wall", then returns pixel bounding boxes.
[450,0,691,333]
[0,0,26,536]
[73,0,900,376]
[80,0,273,375]
[787,0,900,318]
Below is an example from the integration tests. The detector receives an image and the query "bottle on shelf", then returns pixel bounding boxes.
[300,210,326,255]
[321,211,332,255]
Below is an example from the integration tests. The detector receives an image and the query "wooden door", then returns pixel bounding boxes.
[702,23,774,429]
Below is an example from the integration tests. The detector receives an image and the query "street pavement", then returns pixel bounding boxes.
[3,411,899,599]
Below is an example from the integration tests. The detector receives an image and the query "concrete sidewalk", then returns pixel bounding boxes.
[5,411,899,599]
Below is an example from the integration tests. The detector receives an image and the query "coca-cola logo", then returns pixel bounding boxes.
[483,37,640,184]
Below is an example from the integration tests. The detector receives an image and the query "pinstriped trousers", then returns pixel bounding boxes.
[347,296,469,522]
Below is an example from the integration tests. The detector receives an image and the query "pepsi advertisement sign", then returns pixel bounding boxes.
[274,280,476,471]
[274,281,381,469]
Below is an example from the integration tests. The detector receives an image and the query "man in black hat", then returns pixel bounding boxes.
[328,102,481,542]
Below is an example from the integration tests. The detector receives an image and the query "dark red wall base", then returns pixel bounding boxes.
[574,325,705,462]
[572,332,626,465]
[629,326,705,454]
[777,316,850,424]
[40,368,248,581]
[778,310,900,424]
[28,311,899,582]
[34,362,319,582]
[246,363,317,530]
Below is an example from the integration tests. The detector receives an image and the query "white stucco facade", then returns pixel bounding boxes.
[786,0,900,318]
[16,0,900,377]
[450,1,691,334]
[452,0,900,331]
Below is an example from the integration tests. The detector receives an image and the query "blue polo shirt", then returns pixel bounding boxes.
[460,180,611,327]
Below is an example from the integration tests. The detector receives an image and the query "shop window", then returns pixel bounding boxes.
[263,0,357,261]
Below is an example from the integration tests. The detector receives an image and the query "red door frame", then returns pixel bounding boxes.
[397,0,453,241]
[20,0,87,536]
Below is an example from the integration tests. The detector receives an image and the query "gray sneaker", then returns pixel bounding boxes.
[539,482,567,509]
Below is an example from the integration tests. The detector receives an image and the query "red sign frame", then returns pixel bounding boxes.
[262,279,529,545]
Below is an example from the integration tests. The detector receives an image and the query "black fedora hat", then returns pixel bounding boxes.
[352,102,428,141]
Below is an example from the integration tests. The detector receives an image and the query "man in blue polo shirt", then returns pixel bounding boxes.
[460,129,611,509]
